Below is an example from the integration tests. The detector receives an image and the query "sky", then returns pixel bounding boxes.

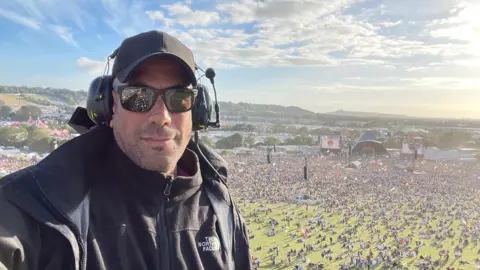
[0,0,479,119]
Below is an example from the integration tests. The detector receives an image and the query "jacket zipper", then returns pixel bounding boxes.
[160,176,173,270]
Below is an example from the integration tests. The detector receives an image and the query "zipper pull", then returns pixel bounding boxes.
[164,176,173,198]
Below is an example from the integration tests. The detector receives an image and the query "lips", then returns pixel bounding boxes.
[141,136,175,148]
[141,136,173,142]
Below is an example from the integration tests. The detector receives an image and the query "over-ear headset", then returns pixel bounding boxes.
[85,48,221,132]
[82,48,230,191]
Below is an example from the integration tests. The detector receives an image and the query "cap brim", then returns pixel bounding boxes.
[115,52,197,86]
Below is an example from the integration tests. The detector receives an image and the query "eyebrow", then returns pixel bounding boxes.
[124,83,193,90]
[126,79,193,88]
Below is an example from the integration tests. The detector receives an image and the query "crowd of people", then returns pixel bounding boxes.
[225,151,480,269]
[2,147,480,269]
[0,154,37,176]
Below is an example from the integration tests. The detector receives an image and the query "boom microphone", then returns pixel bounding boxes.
[205,68,216,84]
[204,67,220,128]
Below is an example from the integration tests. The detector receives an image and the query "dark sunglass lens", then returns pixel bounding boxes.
[164,90,194,113]
[121,87,155,112]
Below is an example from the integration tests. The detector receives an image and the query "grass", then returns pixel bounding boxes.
[242,201,480,269]
[0,94,27,106]
[0,94,53,107]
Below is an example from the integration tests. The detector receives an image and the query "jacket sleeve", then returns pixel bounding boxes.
[233,204,253,270]
[0,192,40,270]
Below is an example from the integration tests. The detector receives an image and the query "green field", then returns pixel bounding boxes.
[242,201,479,269]
[0,94,27,106]
[0,94,54,107]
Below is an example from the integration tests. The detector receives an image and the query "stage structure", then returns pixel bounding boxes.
[320,135,342,153]
[351,130,387,155]
[400,136,424,158]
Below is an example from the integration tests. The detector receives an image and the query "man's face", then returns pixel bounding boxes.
[111,57,193,173]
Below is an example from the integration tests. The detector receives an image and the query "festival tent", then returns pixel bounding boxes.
[352,140,387,154]
[27,117,48,128]
[32,119,48,128]
[357,130,378,142]
[51,129,62,136]
[350,130,387,154]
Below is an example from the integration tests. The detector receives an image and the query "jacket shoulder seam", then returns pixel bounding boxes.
[0,166,36,188]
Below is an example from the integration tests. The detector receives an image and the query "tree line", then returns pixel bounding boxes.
[0,125,71,154]
[0,104,43,121]
[201,133,317,149]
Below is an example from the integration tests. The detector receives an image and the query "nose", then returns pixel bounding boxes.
[147,96,171,126]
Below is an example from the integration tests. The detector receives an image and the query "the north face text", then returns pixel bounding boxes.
[198,236,220,252]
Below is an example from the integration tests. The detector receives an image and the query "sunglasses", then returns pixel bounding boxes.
[114,85,197,113]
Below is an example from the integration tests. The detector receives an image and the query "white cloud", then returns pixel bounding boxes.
[50,24,79,47]
[145,10,174,27]
[155,3,220,27]
[378,20,402,28]
[406,67,427,72]
[76,57,105,75]
[451,58,480,67]
[0,8,41,30]
[428,1,480,48]
[341,59,386,66]
[140,0,479,75]
[146,10,166,20]
[217,0,361,24]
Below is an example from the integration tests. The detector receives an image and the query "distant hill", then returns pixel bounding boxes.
[219,101,317,118]
[1,85,418,121]
[0,86,318,119]
[0,85,87,106]
[326,109,409,119]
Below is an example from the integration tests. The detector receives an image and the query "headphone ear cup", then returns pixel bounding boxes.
[102,75,113,122]
[86,75,113,125]
[191,84,212,131]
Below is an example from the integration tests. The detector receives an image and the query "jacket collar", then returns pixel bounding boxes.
[106,137,203,204]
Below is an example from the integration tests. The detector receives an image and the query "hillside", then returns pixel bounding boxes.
[2,85,480,129]
[219,101,317,118]
[0,85,87,107]
[326,109,409,119]
[0,85,319,119]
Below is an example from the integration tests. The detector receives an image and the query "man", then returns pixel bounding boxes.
[0,31,252,270]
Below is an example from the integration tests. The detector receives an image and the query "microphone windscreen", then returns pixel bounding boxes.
[205,68,216,79]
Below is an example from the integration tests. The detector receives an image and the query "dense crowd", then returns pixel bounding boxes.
[2,149,480,269]
[225,152,480,269]
[0,155,37,175]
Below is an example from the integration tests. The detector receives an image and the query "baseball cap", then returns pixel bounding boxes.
[112,30,197,86]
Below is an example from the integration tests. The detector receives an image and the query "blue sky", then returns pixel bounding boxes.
[0,0,479,118]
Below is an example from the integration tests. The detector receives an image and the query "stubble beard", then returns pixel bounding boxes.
[113,125,176,173]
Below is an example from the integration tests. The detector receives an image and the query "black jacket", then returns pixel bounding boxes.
[0,125,252,270]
